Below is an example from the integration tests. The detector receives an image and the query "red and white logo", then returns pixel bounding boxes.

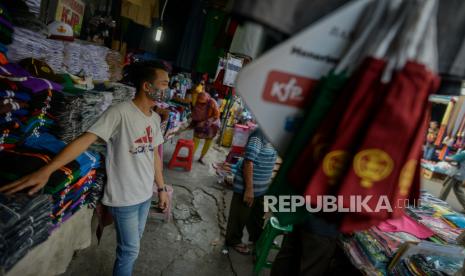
[262,71,318,108]
[134,126,153,144]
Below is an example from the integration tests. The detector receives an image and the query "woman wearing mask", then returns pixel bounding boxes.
[191,92,220,164]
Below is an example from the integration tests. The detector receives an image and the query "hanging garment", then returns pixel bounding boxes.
[267,70,348,226]
[293,57,387,197]
[336,62,439,233]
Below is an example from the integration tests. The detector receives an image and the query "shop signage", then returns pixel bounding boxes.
[236,0,371,155]
[262,71,318,108]
[55,0,86,35]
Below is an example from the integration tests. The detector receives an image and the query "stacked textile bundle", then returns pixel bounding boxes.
[24,0,41,17]
[391,251,464,275]
[0,4,13,46]
[0,193,52,271]
[50,170,95,229]
[51,93,83,143]
[107,82,135,104]
[343,191,465,275]
[9,29,113,81]
[0,133,100,227]
[0,63,64,150]
[63,43,110,81]
[8,28,64,72]
[86,169,105,209]
[81,91,113,132]
[106,50,123,82]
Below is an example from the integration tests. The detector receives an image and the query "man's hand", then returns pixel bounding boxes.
[0,168,51,195]
[158,191,169,212]
[243,188,254,207]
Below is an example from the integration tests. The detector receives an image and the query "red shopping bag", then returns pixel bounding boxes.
[335,62,439,233]
[289,58,387,195]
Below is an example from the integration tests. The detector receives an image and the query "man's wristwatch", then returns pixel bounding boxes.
[157,186,168,193]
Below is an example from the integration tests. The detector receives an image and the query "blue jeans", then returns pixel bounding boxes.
[109,199,151,276]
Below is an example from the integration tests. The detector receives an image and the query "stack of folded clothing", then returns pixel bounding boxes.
[81,91,113,132]
[50,170,96,229]
[0,4,11,64]
[106,50,123,82]
[24,0,41,17]
[0,193,52,271]
[0,80,31,149]
[86,168,105,209]
[8,28,63,71]
[2,0,47,34]
[107,82,135,104]
[0,3,13,47]
[0,62,65,149]
[0,133,101,227]
[50,93,83,143]
[63,43,110,81]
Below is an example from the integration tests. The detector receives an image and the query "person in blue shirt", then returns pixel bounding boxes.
[440,150,465,210]
[225,128,277,254]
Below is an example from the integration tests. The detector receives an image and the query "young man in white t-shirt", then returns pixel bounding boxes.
[0,62,170,276]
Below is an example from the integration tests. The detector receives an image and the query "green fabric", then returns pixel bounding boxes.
[266,71,348,225]
[59,74,86,94]
[195,9,227,76]
[44,169,81,194]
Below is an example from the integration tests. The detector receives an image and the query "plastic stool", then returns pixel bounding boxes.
[168,139,194,171]
[151,185,173,222]
[254,216,293,275]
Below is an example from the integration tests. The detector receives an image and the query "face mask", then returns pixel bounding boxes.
[146,85,168,102]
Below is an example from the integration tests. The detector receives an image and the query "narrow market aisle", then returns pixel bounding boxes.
[61,131,256,276]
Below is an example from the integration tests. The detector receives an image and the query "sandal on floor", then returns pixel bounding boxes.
[231,244,251,255]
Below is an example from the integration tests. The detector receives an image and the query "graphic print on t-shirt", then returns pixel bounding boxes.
[130,126,155,155]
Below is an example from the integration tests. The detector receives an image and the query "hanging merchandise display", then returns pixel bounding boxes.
[236,0,372,155]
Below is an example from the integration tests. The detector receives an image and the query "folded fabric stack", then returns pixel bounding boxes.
[9,29,113,81]
[63,43,110,81]
[81,91,113,132]
[50,169,95,229]
[106,50,123,82]
[50,93,83,143]
[2,0,47,34]
[0,4,13,47]
[0,63,65,150]
[86,168,105,209]
[0,133,100,227]
[8,28,64,72]
[392,252,464,275]
[106,82,136,104]
[0,193,52,271]
[24,0,41,17]
[343,191,465,275]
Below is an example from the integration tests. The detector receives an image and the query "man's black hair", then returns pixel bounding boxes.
[123,61,168,92]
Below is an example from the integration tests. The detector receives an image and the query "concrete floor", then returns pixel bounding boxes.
[61,131,464,276]
[62,132,258,276]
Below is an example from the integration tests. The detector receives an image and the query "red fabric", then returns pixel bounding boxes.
[337,62,439,233]
[377,214,434,239]
[288,58,385,194]
[289,58,387,196]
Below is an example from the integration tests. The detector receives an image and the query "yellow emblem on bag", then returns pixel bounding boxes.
[323,150,349,185]
[398,160,417,196]
[353,149,393,188]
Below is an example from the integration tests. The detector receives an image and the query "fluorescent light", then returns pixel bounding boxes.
[155,26,163,42]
